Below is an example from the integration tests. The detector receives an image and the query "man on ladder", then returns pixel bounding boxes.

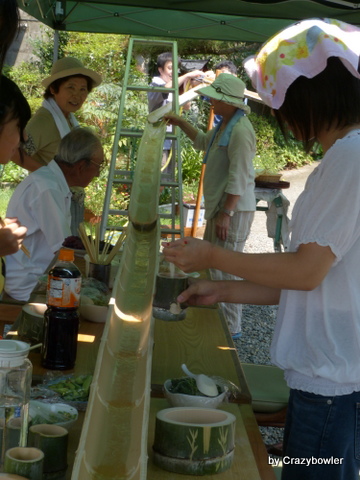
[148,51,206,185]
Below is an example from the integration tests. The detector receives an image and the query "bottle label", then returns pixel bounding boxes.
[47,276,81,308]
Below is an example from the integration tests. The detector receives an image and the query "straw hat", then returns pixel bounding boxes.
[42,57,102,89]
[198,73,250,113]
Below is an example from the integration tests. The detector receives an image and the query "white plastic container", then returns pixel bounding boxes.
[183,203,205,228]
[0,340,32,469]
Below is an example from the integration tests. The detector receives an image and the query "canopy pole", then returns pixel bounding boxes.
[53,30,59,63]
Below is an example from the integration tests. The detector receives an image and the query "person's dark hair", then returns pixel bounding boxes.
[274,57,360,152]
[214,60,237,75]
[156,52,182,71]
[55,128,102,166]
[0,75,31,141]
[43,74,94,99]
[0,0,20,70]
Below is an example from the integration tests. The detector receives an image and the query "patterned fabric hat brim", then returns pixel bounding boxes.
[243,18,360,109]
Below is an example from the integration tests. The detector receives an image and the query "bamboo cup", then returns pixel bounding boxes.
[4,447,44,480]
[28,424,68,477]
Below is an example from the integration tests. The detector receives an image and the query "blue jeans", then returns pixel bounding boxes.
[282,389,360,480]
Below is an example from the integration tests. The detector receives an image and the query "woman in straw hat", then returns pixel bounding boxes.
[13,57,102,233]
[163,18,360,479]
[14,57,102,170]
[164,73,256,339]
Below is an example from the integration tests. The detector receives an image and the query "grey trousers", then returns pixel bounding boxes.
[204,210,254,334]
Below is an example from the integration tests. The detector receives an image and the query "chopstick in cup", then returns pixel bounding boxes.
[0,217,30,258]
[99,228,115,264]
[78,223,97,263]
[104,228,127,264]
[21,244,30,258]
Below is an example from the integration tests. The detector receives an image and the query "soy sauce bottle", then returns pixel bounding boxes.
[41,248,82,370]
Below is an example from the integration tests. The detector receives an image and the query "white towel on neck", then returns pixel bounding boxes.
[42,98,79,138]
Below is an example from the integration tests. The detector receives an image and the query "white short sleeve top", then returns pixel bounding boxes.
[271,130,360,395]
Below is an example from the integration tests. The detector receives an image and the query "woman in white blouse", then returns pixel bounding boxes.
[163,18,360,480]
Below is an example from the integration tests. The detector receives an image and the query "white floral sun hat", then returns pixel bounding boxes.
[243,18,360,109]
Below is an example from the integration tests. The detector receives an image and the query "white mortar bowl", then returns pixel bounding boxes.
[164,379,226,409]
[30,401,78,430]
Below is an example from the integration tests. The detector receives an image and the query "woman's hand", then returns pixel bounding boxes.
[0,218,27,256]
[178,278,272,307]
[162,237,214,273]
[179,69,206,88]
[84,208,101,225]
[177,279,221,306]
[163,112,184,127]
[163,114,198,142]
[184,69,205,80]
[215,211,231,241]
[203,70,216,81]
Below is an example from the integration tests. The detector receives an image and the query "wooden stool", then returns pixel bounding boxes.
[242,363,290,456]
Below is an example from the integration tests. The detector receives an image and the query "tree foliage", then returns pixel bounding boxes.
[3,30,314,215]
[249,113,316,172]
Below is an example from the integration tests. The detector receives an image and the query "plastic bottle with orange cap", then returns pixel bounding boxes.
[41,248,82,370]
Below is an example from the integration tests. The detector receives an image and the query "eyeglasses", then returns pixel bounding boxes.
[89,158,107,172]
[55,156,108,172]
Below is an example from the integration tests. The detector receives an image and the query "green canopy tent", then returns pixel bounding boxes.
[18,0,360,42]
[17,0,360,238]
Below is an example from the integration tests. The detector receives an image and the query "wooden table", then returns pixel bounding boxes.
[27,318,104,480]
[0,255,275,480]
[25,306,275,480]
[149,307,275,480]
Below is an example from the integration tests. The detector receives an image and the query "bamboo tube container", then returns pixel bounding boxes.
[72,122,166,479]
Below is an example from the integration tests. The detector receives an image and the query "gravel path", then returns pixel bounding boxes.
[238,162,318,362]
[234,162,318,446]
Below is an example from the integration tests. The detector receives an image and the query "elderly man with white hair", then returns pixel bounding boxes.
[5,127,104,301]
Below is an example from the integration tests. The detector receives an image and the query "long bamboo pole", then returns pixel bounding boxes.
[190,108,214,237]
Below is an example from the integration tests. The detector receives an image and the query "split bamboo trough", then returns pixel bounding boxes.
[72,122,167,479]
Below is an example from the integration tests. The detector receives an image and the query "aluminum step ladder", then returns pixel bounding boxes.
[100,37,184,240]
